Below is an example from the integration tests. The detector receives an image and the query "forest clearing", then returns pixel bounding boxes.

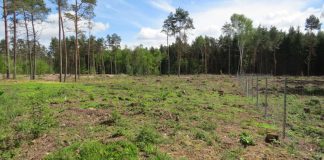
[1,0,324,159]
[0,75,323,160]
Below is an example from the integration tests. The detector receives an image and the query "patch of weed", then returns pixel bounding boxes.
[45,140,138,160]
[221,148,243,160]
[239,132,255,147]
[135,127,160,150]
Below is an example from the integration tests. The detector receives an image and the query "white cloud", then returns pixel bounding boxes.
[135,0,323,48]
[191,0,322,39]
[1,0,323,48]
[149,0,175,13]
[136,27,169,47]
[0,13,109,47]
[137,27,164,40]
[39,13,109,46]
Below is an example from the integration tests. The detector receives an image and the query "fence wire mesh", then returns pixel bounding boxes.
[236,75,323,140]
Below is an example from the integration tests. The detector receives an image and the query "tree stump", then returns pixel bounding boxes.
[218,90,224,96]
[265,133,279,143]
[304,108,310,114]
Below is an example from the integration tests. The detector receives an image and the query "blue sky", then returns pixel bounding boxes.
[1,0,323,47]
[81,0,324,47]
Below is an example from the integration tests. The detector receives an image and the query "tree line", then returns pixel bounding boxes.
[1,1,323,82]
[1,0,96,82]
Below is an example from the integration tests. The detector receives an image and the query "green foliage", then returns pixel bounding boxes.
[88,93,95,101]
[239,132,254,147]
[305,15,321,31]
[105,141,138,160]
[221,148,242,160]
[46,140,139,160]
[142,144,173,160]
[0,56,5,73]
[135,127,160,150]
[319,139,324,152]
[195,131,207,140]
[148,152,173,160]
[111,128,127,138]
[29,94,56,138]
[111,110,122,123]
[129,47,163,75]
[101,110,123,126]
[194,130,213,145]
[306,99,322,115]
[287,142,297,155]
[1,75,323,159]
[198,121,217,131]
[36,60,53,75]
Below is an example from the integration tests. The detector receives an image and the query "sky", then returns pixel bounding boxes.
[1,0,324,48]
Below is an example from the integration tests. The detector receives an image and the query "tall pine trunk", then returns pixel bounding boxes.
[58,0,63,82]
[177,35,181,77]
[228,44,231,74]
[273,50,277,75]
[23,12,32,79]
[253,48,257,73]
[178,47,181,77]
[31,15,36,80]
[110,56,113,74]
[92,41,95,75]
[61,16,68,82]
[307,53,311,76]
[114,53,117,74]
[167,34,170,76]
[3,0,10,79]
[13,0,17,79]
[74,0,78,82]
[200,47,203,73]
[101,47,105,74]
[87,32,91,74]
[204,43,208,74]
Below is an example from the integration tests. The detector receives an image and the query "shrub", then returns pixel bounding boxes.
[29,94,56,139]
[306,99,322,115]
[239,132,254,147]
[88,94,95,101]
[36,60,52,75]
[106,141,139,160]
[195,131,207,140]
[319,139,324,152]
[111,128,127,138]
[195,131,213,146]
[102,110,122,126]
[135,127,160,150]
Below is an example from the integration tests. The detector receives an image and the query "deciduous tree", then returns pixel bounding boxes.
[305,15,321,76]
[230,14,253,74]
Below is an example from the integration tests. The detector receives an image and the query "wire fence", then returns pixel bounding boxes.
[236,74,323,140]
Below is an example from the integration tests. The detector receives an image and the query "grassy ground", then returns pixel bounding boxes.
[0,75,323,160]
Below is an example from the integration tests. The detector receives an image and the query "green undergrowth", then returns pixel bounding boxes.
[0,76,323,159]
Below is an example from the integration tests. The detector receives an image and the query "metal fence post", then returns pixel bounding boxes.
[264,77,268,117]
[246,77,249,97]
[256,76,259,107]
[251,76,254,100]
[283,77,287,139]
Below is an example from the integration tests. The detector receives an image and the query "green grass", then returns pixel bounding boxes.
[0,75,323,159]
[45,140,139,160]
